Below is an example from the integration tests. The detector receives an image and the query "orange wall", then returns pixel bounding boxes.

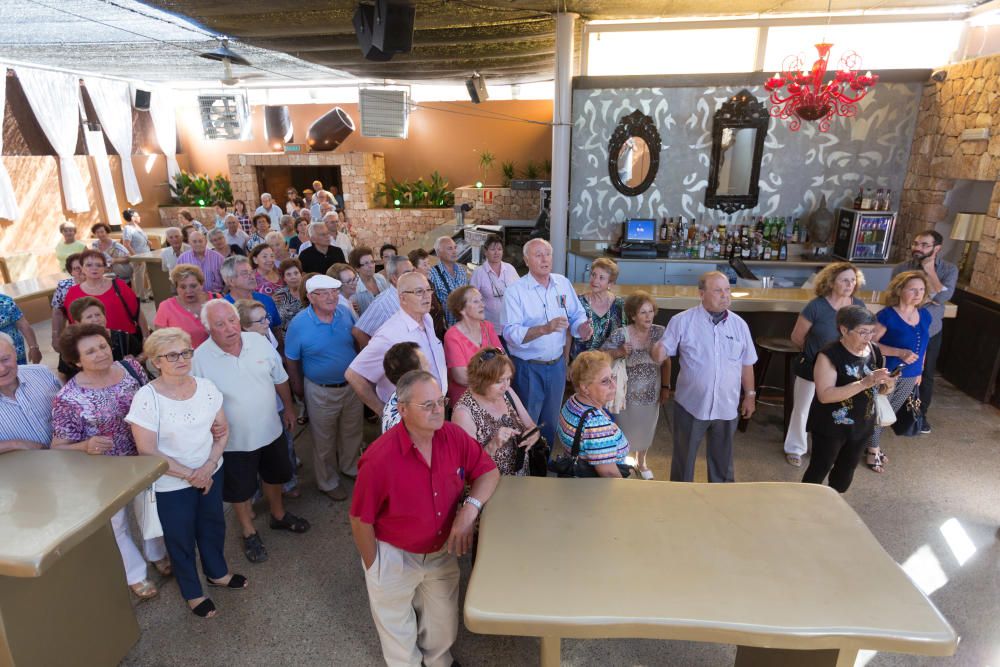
[177,100,554,189]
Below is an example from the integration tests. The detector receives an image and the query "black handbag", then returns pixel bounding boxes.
[110,279,144,357]
[548,406,632,479]
[891,385,924,437]
[506,392,550,477]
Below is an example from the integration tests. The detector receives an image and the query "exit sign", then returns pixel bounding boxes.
[283,144,307,153]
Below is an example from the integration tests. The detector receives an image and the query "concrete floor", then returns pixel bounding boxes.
[31,318,1000,666]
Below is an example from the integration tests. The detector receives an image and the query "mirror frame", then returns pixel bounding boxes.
[705,90,768,215]
[608,109,661,197]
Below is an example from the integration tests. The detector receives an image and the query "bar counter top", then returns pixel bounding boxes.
[569,239,866,268]
[582,283,957,317]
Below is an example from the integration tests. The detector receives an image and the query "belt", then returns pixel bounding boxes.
[316,381,349,388]
[516,356,563,366]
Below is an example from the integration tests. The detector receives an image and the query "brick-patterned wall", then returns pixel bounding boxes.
[901,55,1000,299]
[455,187,542,223]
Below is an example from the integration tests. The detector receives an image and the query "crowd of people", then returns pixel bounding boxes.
[1,207,954,663]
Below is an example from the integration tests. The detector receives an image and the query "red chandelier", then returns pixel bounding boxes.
[764,43,878,132]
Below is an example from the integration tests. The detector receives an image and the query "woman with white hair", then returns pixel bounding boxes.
[128,327,247,618]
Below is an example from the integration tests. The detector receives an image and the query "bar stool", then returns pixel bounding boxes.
[751,336,799,436]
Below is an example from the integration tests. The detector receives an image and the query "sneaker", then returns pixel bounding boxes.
[920,419,932,434]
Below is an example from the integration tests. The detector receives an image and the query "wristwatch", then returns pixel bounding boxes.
[463,496,483,514]
[661,384,671,390]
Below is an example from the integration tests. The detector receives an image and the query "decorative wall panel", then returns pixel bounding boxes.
[570,83,921,239]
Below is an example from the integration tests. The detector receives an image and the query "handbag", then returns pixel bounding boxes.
[875,394,896,427]
[110,279,144,357]
[891,385,923,437]
[122,361,164,540]
[505,392,550,477]
[548,406,632,479]
[606,328,629,414]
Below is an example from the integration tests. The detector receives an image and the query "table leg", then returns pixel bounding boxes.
[735,645,858,667]
[540,636,561,667]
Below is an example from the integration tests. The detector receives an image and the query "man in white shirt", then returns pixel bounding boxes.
[193,299,310,563]
[254,192,282,231]
[654,271,757,483]
[323,212,353,258]
[223,214,250,250]
[160,226,191,274]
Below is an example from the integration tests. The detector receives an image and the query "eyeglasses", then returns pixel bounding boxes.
[597,376,617,386]
[852,329,877,338]
[157,348,194,362]
[479,348,504,362]
[340,276,358,285]
[359,259,375,267]
[401,288,433,298]
[249,315,271,326]
[407,396,449,412]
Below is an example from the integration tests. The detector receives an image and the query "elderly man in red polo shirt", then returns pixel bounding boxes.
[350,370,499,667]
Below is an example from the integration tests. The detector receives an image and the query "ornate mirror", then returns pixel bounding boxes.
[608,110,661,196]
[704,90,768,214]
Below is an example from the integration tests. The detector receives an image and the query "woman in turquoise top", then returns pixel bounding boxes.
[868,271,932,473]
[557,350,629,477]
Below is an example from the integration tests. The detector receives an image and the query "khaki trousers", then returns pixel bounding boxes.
[132,261,150,299]
[303,378,363,492]
[363,540,459,667]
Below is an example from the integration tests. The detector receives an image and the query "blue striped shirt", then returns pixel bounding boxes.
[355,286,400,336]
[0,365,61,446]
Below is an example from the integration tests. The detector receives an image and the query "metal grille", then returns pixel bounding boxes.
[359,88,409,139]
[198,94,249,140]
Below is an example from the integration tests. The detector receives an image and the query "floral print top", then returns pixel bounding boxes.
[807,341,882,439]
[0,295,27,364]
[601,324,665,405]
[51,359,148,456]
[570,293,625,360]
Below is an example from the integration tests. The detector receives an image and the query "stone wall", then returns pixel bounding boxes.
[454,186,543,223]
[900,55,1000,299]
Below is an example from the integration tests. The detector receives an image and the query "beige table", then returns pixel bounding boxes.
[0,451,166,667]
[465,478,957,667]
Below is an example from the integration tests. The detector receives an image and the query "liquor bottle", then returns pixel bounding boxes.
[741,239,750,259]
[755,216,765,236]
[763,244,772,261]
[791,219,801,243]
[861,189,872,210]
[698,241,706,259]
[779,237,788,260]
[874,189,884,211]
[854,187,864,210]
[881,190,892,211]
[659,217,668,242]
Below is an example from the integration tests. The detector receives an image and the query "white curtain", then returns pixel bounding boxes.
[14,67,90,213]
[84,128,121,226]
[0,66,21,221]
[148,88,181,189]
[85,77,142,205]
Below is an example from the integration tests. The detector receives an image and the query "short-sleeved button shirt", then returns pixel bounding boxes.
[0,365,61,446]
[284,305,357,385]
[350,421,497,554]
[659,305,757,421]
[192,332,288,452]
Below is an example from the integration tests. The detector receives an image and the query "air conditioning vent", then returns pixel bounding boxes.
[359,87,409,139]
[198,93,250,140]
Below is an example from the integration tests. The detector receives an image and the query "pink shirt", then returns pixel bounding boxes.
[348,310,448,403]
[153,296,217,348]
[658,305,757,421]
[443,320,502,404]
[469,261,519,330]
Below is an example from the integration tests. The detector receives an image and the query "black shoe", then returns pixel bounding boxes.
[920,419,932,434]
[243,533,269,563]
[269,511,311,533]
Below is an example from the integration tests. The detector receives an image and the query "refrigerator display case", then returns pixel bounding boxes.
[833,209,897,263]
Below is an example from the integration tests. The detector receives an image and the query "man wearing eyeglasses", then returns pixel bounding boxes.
[298,222,347,275]
[891,229,956,434]
[503,238,593,450]
[220,256,283,339]
[351,370,499,667]
[284,275,362,502]
[352,255,414,349]
[346,272,449,416]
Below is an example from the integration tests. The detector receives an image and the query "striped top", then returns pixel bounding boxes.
[557,395,629,466]
[355,286,399,336]
[0,365,62,446]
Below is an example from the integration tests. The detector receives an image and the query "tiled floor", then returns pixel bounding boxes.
[30,318,1000,666]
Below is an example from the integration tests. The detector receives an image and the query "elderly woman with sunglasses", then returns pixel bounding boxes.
[126,328,247,618]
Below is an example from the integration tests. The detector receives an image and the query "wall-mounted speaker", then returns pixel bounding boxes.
[466,74,489,104]
[264,105,294,149]
[307,107,356,151]
[134,88,151,111]
[353,4,393,62]
[373,0,415,54]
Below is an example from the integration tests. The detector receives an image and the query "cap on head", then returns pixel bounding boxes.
[306,274,342,293]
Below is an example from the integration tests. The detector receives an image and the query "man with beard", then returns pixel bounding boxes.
[891,229,957,434]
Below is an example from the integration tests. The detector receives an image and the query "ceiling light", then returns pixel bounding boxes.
[199,38,252,67]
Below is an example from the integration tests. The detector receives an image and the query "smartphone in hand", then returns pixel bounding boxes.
[890,362,908,377]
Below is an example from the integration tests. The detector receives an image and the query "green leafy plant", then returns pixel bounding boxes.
[542,158,552,177]
[500,161,516,188]
[522,161,540,180]
[375,171,454,209]
[477,149,495,185]
[169,171,233,206]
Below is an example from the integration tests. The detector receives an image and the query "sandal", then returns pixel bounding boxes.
[639,468,655,480]
[190,598,217,618]
[243,533,269,563]
[785,453,802,467]
[866,447,886,474]
[129,579,159,600]
[208,573,248,589]
[152,557,172,577]
[269,511,311,533]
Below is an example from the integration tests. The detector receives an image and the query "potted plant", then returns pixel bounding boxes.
[477,149,496,186]
[160,171,233,226]
[500,161,516,188]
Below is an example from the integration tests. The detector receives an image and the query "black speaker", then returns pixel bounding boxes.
[307,107,356,151]
[373,0,415,54]
[264,105,294,149]
[134,88,151,111]
[353,4,393,62]
[466,74,488,104]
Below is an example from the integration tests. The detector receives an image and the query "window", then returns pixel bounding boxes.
[197,93,250,141]
[586,28,759,75]
[359,87,410,139]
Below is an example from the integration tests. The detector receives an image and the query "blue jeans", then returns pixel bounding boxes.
[512,356,566,456]
[156,468,228,601]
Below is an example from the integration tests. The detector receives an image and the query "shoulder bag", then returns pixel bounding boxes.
[869,345,896,427]
[122,364,164,541]
[891,385,924,437]
[548,406,632,479]
[606,328,629,414]
[110,280,144,358]
[506,391,550,477]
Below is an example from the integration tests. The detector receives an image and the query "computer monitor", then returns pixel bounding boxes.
[625,218,656,244]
